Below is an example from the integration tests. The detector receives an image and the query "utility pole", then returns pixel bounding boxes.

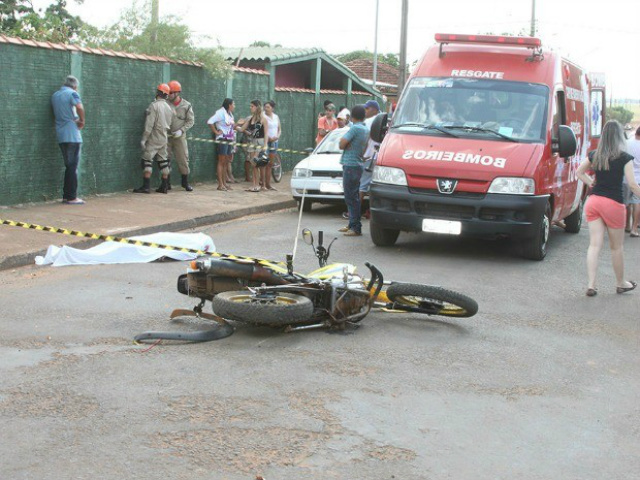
[151,0,159,46]
[530,0,536,36]
[373,0,379,88]
[398,0,409,96]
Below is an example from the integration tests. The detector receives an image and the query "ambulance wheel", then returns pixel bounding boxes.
[370,217,400,247]
[521,202,551,261]
[564,199,583,234]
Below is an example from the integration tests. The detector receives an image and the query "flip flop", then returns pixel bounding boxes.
[616,281,637,294]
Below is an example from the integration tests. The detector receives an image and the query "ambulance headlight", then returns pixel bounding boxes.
[488,177,535,195]
[293,168,312,178]
[373,166,408,186]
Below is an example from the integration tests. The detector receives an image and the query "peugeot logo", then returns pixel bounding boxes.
[437,178,458,194]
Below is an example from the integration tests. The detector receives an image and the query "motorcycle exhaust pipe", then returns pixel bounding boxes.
[192,257,288,285]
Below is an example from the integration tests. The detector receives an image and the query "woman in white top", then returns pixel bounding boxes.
[207,98,235,191]
[264,100,281,190]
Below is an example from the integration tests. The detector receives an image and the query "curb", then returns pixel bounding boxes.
[0,200,296,271]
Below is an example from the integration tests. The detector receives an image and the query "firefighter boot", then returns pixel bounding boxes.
[133,178,151,194]
[156,177,169,194]
[181,174,193,192]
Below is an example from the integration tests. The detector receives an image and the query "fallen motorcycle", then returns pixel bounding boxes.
[144,228,478,338]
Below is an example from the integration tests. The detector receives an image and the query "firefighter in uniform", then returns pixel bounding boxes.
[167,80,195,191]
[134,83,174,194]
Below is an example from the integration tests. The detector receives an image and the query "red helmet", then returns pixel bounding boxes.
[157,83,170,95]
[168,80,182,93]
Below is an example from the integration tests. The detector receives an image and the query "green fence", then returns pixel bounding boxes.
[0,43,379,206]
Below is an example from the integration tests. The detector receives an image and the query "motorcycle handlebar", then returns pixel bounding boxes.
[364,262,384,299]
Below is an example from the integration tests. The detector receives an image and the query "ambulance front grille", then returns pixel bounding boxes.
[414,202,475,220]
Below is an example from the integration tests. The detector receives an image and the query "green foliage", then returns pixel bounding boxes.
[83,0,229,79]
[0,0,86,43]
[334,50,399,68]
[248,40,282,48]
[607,105,634,125]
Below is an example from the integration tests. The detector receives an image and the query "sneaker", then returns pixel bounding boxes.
[343,229,362,237]
[338,226,350,233]
[63,198,85,205]
[342,211,349,220]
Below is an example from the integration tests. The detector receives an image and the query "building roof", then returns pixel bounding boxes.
[222,47,323,63]
[343,59,399,88]
[0,34,266,75]
[223,46,379,97]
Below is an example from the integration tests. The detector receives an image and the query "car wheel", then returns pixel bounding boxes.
[297,200,312,212]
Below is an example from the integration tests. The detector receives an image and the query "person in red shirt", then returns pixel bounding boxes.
[316,103,338,145]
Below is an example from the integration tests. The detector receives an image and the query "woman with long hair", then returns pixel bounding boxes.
[577,120,640,296]
[207,98,235,191]
[236,99,269,192]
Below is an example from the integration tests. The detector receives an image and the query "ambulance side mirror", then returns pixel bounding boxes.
[370,113,389,143]
[555,125,577,158]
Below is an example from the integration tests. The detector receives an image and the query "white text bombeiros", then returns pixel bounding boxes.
[402,150,507,169]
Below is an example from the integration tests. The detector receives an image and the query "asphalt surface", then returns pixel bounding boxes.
[1,204,639,479]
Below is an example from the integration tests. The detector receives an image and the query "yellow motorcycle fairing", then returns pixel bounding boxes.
[306,263,357,280]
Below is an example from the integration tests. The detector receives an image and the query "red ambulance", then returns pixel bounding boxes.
[369,34,606,260]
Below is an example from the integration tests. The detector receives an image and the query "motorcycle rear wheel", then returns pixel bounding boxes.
[212,291,314,326]
[386,283,478,318]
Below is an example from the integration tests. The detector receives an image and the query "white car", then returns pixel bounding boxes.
[291,127,348,211]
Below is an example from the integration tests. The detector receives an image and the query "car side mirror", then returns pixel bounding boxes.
[370,113,389,143]
[304,147,314,154]
[554,125,577,158]
[302,228,314,246]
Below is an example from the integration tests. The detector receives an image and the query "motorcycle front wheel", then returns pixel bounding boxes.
[386,283,478,318]
[212,291,314,326]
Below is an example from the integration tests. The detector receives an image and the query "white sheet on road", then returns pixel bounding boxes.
[35,232,215,267]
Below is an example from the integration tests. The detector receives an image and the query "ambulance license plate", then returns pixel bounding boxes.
[422,219,462,235]
[320,182,343,193]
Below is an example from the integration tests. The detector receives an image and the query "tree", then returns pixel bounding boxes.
[607,105,634,125]
[0,0,86,43]
[334,50,399,68]
[248,40,282,48]
[84,0,229,78]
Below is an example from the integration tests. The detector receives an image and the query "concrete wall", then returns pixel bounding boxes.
[0,43,378,206]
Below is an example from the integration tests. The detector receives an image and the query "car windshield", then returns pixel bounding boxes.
[392,77,549,143]
[314,127,348,154]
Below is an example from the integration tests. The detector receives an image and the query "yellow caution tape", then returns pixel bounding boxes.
[186,136,310,156]
[0,218,286,268]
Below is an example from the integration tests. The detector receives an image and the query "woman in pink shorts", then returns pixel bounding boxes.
[577,120,640,296]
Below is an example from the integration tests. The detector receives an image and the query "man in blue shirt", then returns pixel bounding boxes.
[339,104,369,236]
[51,76,86,204]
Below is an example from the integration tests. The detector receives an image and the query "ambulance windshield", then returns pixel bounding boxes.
[392,77,549,143]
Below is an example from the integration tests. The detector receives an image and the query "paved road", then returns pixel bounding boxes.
[1,205,639,479]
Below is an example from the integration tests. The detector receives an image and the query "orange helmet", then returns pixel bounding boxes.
[168,80,182,93]
[157,83,170,95]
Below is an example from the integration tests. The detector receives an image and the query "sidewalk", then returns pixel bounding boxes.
[0,175,295,270]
